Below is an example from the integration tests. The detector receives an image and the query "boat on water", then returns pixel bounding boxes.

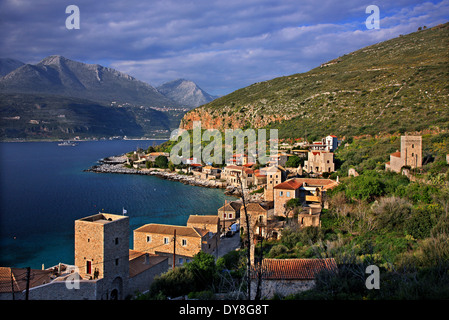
[58,141,78,146]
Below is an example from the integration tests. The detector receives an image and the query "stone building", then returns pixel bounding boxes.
[250,258,337,299]
[273,179,303,217]
[74,213,130,299]
[1,213,169,300]
[218,201,242,233]
[239,201,274,240]
[303,150,335,174]
[187,215,220,234]
[386,135,422,173]
[221,165,255,188]
[273,178,339,217]
[133,223,218,268]
[263,165,287,201]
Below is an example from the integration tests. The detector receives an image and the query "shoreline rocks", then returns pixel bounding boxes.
[84,160,229,190]
[84,154,263,202]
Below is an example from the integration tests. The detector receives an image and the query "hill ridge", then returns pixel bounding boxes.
[179,23,449,140]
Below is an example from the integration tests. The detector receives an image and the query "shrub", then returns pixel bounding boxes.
[371,196,412,231]
[406,207,435,239]
[268,244,288,257]
[149,267,195,298]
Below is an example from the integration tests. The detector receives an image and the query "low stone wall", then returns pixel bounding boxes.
[250,279,315,299]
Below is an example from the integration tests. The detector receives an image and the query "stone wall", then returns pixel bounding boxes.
[250,279,315,299]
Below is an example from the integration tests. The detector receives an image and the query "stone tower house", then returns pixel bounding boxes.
[401,135,422,169]
[386,135,422,173]
[74,213,129,300]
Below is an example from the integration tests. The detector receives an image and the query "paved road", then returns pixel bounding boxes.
[216,232,241,258]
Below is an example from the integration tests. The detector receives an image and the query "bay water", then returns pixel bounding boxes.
[0,140,234,269]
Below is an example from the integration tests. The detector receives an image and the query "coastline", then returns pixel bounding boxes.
[83,154,263,200]
[85,155,234,192]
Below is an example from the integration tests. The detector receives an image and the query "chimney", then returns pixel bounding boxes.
[144,253,150,265]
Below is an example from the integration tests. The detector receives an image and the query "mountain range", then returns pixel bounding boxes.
[0,56,217,140]
[180,22,449,141]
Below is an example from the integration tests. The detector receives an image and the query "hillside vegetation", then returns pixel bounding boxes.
[180,23,449,141]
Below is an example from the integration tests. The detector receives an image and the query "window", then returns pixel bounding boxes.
[146,235,151,243]
[286,191,290,197]
[280,191,283,196]
[179,258,184,264]
[182,239,187,246]
[115,237,119,245]
[115,259,119,266]
[163,237,169,244]
[229,213,233,219]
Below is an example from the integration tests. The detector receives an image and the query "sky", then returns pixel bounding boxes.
[0,0,448,96]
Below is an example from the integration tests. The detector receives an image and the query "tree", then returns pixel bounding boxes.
[186,251,217,291]
[154,155,168,168]
[285,155,302,168]
[345,171,385,202]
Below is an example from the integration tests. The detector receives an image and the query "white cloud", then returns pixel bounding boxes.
[0,0,447,95]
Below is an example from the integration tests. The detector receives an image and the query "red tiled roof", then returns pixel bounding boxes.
[0,267,52,293]
[128,250,168,278]
[390,151,401,158]
[274,179,303,190]
[257,258,337,280]
[245,202,269,212]
[134,224,205,238]
[187,215,219,225]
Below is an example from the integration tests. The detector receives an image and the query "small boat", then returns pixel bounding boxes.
[58,141,78,146]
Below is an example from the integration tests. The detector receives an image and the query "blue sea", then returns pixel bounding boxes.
[0,140,234,269]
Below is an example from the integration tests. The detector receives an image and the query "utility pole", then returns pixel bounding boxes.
[223,200,227,235]
[25,267,30,300]
[238,173,251,300]
[173,229,176,270]
[10,269,15,300]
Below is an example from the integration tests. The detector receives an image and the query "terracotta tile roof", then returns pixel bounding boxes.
[134,224,206,238]
[245,202,269,212]
[218,201,242,212]
[0,267,53,293]
[390,151,401,158]
[128,250,168,278]
[274,178,339,191]
[187,215,219,225]
[257,258,337,280]
[274,179,303,190]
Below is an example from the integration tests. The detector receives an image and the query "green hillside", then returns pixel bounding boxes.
[180,23,449,140]
[0,93,180,140]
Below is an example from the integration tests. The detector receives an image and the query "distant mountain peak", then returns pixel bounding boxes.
[0,55,178,107]
[157,79,217,108]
